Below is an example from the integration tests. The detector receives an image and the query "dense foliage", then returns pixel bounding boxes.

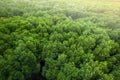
[0,0,120,80]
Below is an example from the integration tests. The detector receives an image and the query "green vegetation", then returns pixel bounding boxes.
[0,0,120,80]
